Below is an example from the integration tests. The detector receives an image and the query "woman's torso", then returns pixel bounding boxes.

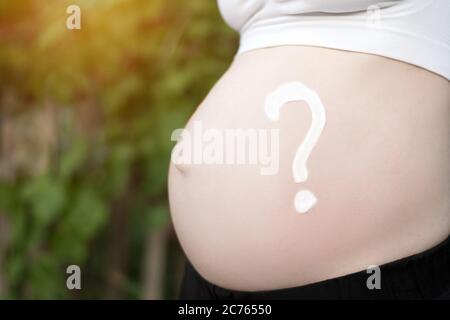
[168,45,450,291]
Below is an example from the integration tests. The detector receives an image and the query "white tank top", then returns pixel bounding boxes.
[217,0,450,80]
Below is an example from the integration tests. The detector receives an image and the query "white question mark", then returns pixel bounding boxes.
[265,82,326,214]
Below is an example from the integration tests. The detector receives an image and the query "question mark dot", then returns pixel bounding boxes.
[295,190,317,214]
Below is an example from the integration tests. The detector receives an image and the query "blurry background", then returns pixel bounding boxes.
[0,0,237,299]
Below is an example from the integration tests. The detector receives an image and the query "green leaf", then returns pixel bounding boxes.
[21,176,66,226]
[52,188,107,262]
[147,204,169,231]
[29,254,65,299]
[59,140,87,179]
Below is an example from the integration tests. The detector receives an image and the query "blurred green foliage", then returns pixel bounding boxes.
[0,0,237,299]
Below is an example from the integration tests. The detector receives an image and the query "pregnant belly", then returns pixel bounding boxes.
[168,46,450,291]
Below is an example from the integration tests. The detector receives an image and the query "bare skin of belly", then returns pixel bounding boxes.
[168,46,450,292]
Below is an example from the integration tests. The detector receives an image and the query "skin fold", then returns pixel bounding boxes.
[168,45,450,292]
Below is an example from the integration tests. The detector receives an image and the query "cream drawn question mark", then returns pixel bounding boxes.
[265,82,326,214]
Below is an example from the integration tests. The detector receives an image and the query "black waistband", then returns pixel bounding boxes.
[180,235,450,299]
